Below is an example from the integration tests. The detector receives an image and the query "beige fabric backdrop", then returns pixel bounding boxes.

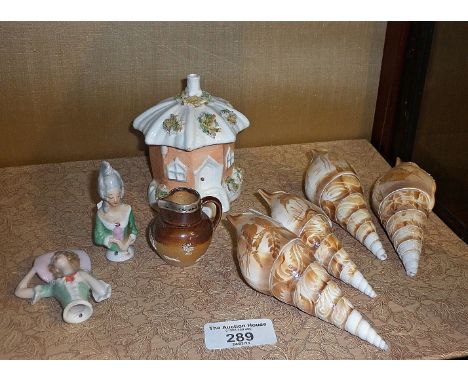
[0,22,386,167]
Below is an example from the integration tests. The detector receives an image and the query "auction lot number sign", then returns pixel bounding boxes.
[204,319,277,350]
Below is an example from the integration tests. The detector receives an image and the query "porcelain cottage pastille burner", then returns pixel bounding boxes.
[133,74,250,212]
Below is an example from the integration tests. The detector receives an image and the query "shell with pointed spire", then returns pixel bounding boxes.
[258,189,377,298]
[371,159,436,277]
[226,211,389,350]
[304,150,387,260]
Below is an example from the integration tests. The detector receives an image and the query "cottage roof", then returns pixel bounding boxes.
[133,74,250,152]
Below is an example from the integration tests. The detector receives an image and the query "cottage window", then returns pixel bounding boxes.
[226,147,235,168]
[166,157,187,182]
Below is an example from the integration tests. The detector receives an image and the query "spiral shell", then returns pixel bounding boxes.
[371,159,436,277]
[227,211,388,350]
[304,150,387,260]
[258,189,377,298]
[228,211,297,294]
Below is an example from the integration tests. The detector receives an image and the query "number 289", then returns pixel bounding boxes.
[226,332,254,342]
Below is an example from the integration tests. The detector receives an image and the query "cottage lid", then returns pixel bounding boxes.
[133,74,250,151]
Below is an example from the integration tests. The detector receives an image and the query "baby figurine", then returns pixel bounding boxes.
[15,250,111,324]
[94,161,138,262]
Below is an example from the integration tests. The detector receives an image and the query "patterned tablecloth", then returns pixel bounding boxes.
[1,139,467,359]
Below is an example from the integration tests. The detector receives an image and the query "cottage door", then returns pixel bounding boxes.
[194,156,229,210]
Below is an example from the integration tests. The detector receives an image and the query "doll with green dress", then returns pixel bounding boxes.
[94,161,138,262]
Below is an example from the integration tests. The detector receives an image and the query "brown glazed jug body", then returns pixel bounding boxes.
[149,187,222,267]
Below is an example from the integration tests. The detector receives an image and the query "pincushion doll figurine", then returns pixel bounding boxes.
[94,161,138,262]
[15,250,111,324]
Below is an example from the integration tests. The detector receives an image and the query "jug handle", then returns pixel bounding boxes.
[201,196,222,230]
[147,218,157,252]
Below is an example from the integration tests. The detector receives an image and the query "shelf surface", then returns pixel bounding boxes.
[1,139,467,359]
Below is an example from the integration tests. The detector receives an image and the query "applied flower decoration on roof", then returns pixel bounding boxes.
[220,109,237,125]
[198,112,221,138]
[175,90,212,107]
[162,114,183,134]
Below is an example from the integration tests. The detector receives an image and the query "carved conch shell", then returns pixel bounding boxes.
[258,189,377,298]
[371,159,436,277]
[304,150,387,260]
[226,211,388,350]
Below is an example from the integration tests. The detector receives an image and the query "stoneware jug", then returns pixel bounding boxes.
[149,187,222,267]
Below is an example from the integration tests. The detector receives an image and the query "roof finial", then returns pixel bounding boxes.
[186,74,202,96]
